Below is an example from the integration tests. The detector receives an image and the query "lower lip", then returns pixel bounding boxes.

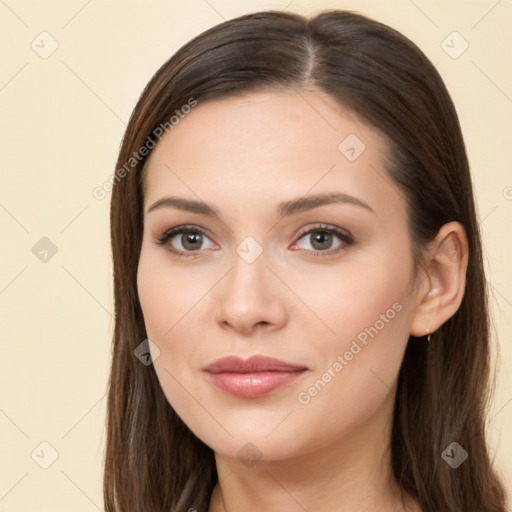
[207,370,306,398]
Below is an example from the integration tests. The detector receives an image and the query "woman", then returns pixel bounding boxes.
[104,9,508,512]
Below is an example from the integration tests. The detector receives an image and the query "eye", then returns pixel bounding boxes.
[291,224,354,256]
[155,223,354,258]
[155,225,216,257]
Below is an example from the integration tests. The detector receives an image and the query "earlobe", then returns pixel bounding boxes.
[409,222,469,338]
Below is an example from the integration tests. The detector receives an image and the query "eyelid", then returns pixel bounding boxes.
[294,222,353,241]
[156,224,213,242]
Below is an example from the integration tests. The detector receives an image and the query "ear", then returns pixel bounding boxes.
[409,221,469,337]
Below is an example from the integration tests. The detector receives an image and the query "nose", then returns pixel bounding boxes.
[215,250,287,335]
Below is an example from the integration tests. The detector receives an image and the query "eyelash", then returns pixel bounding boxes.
[154,223,354,258]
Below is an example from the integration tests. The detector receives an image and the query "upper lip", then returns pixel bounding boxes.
[203,355,308,374]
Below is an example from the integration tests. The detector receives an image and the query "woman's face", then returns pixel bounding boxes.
[137,89,421,462]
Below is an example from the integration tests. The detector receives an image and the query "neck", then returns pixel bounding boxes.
[208,395,419,512]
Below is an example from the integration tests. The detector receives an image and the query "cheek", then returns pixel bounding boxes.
[293,252,414,438]
[289,243,413,356]
[136,250,195,383]
[137,258,194,420]
[136,248,217,415]
[137,248,209,342]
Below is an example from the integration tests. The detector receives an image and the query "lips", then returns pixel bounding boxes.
[203,355,308,398]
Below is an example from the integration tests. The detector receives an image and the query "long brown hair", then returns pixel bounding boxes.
[105,9,508,511]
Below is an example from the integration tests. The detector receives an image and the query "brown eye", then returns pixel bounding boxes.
[179,230,204,251]
[156,225,216,256]
[309,229,334,251]
[292,225,354,256]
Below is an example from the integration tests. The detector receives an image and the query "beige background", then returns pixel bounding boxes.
[0,0,510,510]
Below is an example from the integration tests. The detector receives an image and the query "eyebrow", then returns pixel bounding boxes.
[146,192,375,217]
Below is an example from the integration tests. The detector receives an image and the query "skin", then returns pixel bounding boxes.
[137,88,468,512]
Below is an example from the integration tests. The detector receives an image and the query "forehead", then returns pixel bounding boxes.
[142,89,405,222]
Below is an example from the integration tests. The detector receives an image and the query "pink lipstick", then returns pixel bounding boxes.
[203,355,307,398]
